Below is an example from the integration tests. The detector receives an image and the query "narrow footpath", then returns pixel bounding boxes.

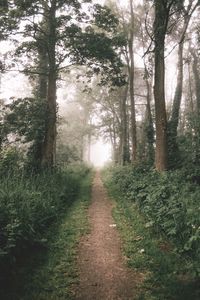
[74,172,140,300]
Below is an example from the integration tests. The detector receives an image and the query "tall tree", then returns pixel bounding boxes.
[129,0,137,163]
[9,0,124,168]
[168,0,199,167]
[153,0,170,171]
[120,84,130,164]
[191,48,200,114]
[41,0,57,167]
[139,4,155,164]
[144,66,154,163]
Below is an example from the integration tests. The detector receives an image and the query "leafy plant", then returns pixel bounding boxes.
[0,164,90,264]
[104,165,200,277]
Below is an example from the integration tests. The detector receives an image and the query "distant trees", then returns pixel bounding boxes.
[1,0,200,172]
[152,0,199,171]
[0,0,125,169]
[168,0,199,168]
[94,0,200,171]
[128,0,137,163]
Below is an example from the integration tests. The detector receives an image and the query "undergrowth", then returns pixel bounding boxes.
[103,165,200,299]
[0,163,91,299]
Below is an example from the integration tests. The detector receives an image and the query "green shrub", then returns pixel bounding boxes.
[0,147,24,176]
[105,165,200,277]
[0,164,90,263]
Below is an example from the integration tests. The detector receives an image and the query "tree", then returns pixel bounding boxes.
[153,0,170,171]
[191,48,200,115]
[8,0,125,168]
[5,97,47,169]
[0,1,18,41]
[138,2,155,164]
[128,0,137,163]
[120,84,130,164]
[168,0,199,167]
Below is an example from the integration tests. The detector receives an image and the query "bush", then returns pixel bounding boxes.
[0,147,24,176]
[105,165,200,277]
[0,164,90,263]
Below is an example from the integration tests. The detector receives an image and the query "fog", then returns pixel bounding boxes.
[0,0,199,168]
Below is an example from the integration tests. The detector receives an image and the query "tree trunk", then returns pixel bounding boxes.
[145,73,154,163]
[33,42,48,168]
[121,84,130,165]
[167,42,183,168]
[38,45,48,101]
[169,0,196,133]
[167,2,198,167]
[170,42,184,136]
[188,60,194,114]
[129,0,137,163]
[41,1,57,168]
[88,132,91,162]
[191,50,200,114]
[109,124,118,164]
[154,0,168,171]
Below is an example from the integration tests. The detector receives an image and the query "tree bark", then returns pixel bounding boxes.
[170,42,184,136]
[167,2,198,168]
[38,46,48,101]
[167,42,184,168]
[121,84,130,165]
[41,0,57,168]
[188,60,194,114]
[33,42,48,168]
[88,130,91,163]
[169,1,197,134]
[154,0,168,171]
[145,71,154,162]
[191,50,200,114]
[129,0,137,163]
[109,123,118,164]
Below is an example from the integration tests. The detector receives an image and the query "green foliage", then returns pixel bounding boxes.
[6,97,46,143]
[0,147,24,175]
[0,164,90,265]
[0,167,92,299]
[184,113,200,164]
[4,97,47,169]
[23,171,92,300]
[104,165,200,277]
[107,182,199,300]
[168,112,200,169]
[57,144,81,165]
[93,4,119,32]
[70,27,126,86]
[0,1,18,40]
[11,0,125,87]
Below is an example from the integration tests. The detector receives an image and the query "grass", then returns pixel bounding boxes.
[1,171,93,300]
[104,176,200,300]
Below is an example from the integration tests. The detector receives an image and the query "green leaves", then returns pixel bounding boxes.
[0,0,8,13]
[0,165,90,263]
[107,165,200,277]
[93,4,119,33]
[6,97,46,142]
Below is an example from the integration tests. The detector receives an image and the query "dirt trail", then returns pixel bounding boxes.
[74,172,140,300]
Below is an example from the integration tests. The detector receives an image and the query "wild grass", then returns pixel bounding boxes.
[0,164,92,299]
[103,166,200,300]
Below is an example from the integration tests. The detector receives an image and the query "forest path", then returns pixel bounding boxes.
[74,172,139,300]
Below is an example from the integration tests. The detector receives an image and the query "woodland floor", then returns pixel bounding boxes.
[74,172,143,300]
